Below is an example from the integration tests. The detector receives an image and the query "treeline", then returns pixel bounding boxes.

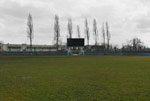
[27,13,111,51]
[121,38,148,52]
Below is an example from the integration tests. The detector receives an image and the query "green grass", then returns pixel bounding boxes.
[0,56,150,101]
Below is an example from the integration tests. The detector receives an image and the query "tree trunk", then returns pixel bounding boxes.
[30,38,32,52]
[107,40,109,50]
[56,37,58,51]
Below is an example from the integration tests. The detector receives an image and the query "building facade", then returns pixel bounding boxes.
[0,44,66,52]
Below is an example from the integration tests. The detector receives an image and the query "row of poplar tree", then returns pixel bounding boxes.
[27,13,111,51]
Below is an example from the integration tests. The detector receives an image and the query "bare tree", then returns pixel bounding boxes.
[106,22,111,50]
[132,38,143,51]
[68,18,73,38]
[27,13,34,52]
[85,18,90,46]
[102,22,106,48]
[93,19,98,45]
[54,15,60,50]
[122,38,144,52]
[77,25,80,38]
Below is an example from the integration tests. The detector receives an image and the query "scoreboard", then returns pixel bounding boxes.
[67,38,84,47]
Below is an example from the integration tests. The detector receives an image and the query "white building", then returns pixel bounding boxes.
[0,44,66,52]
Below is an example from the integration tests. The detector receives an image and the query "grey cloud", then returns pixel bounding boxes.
[136,18,150,29]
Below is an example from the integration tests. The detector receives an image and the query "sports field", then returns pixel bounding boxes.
[0,56,150,101]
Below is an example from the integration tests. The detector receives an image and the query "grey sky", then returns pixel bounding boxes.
[0,0,150,47]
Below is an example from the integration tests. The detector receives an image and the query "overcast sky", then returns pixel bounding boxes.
[0,0,150,47]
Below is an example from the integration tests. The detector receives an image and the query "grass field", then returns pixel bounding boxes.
[0,56,150,101]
